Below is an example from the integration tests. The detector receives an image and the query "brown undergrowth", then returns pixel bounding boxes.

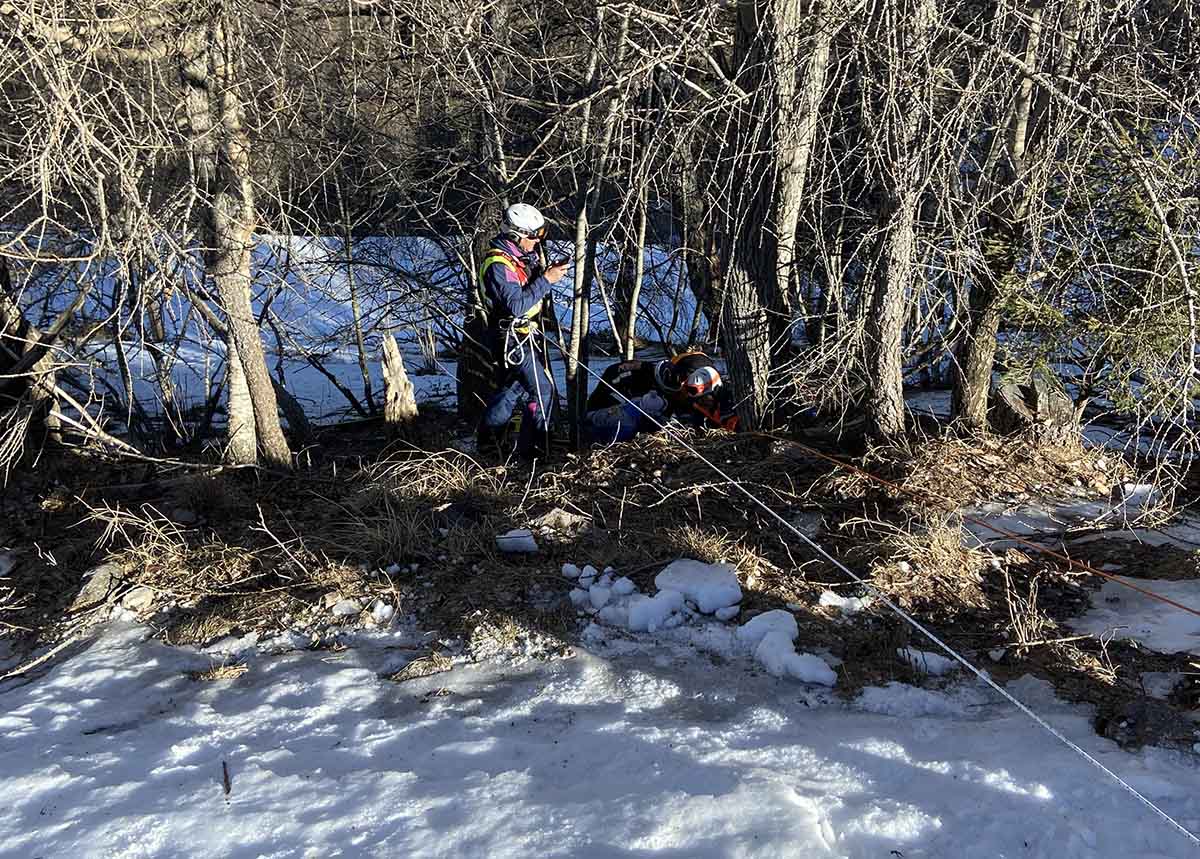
[1,417,1192,748]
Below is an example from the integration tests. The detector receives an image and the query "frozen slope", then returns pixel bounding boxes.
[2,623,1199,858]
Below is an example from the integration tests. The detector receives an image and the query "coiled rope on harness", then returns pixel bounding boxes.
[534,329,1200,849]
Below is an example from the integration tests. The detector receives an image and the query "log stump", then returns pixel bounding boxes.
[989,366,1083,444]
[382,334,418,435]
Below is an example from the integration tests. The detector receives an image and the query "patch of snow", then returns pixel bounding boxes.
[755,633,838,685]
[561,563,581,579]
[1141,672,1184,700]
[736,609,798,649]
[8,621,1200,858]
[611,576,636,596]
[714,605,740,622]
[900,647,960,676]
[857,682,984,719]
[819,590,873,615]
[1068,578,1200,655]
[628,590,686,633]
[589,585,612,610]
[371,600,395,627]
[496,529,538,553]
[654,559,742,614]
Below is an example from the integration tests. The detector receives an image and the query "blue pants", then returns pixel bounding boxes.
[480,340,556,456]
[583,402,643,444]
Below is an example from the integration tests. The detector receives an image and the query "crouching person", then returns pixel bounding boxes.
[583,351,739,443]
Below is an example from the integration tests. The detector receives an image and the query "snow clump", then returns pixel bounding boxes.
[654,559,742,614]
[496,529,539,553]
[819,590,873,616]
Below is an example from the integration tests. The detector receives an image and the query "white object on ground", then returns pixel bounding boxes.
[561,563,581,579]
[496,529,539,553]
[589,586,612,610]
[569,589,591,609]
[714,606,740,622]
[628,590,685,633]
[900,648,960,676]
[754,632,838,685]
[819,590,873,615]
[736,610,799,649]
[654,559,741,614]
[611,577,636,596]
[371,600,395,626]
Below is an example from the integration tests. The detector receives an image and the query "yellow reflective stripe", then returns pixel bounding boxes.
[479,253,517,285]
[479,252,542,320]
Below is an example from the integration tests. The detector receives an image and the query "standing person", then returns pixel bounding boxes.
[475,203,569,458]
[584,351,739,443]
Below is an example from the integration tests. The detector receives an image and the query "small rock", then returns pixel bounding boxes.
[121,585,156,612]
[895,561,912,574]
[69,562,122,611]
[561,563,581,579]
[988,647,1006,662]
[531,507,589,532]
[332,598,362,617]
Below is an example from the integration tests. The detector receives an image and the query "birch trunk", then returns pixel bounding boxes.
[183,19,291,468]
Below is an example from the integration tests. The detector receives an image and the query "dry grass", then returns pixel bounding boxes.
[818,433,1125,512]
[840,512,990,617]
[187,660,249,681]
[388,650,453,682]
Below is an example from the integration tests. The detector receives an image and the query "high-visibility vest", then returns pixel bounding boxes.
[479,250,543,329]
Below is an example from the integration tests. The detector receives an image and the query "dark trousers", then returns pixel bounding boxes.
[479,338,556,456]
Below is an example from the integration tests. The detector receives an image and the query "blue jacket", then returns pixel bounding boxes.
[480,237,554,322]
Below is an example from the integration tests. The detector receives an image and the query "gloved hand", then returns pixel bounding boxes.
[638,390,667,418]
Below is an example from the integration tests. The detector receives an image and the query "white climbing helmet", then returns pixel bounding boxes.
[501,203,547,239]
[682,365,722,399]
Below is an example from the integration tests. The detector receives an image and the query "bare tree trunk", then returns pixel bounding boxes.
[775,0,837,318]
[224,343,258,463]
[341,199,376,415]
[567,9,631,447]
[183,20,291,468]
[950,5,1046,432]
[866,193,919,440]
[622,199,647,360]
[863,0,936,443]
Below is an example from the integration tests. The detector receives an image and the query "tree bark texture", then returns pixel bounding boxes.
[863,0,936,443]
[951,4,1048,432]
[182,20,291,468]
[382,333,418,430]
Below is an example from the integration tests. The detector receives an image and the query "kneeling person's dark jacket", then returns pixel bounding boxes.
[586,352,738,432]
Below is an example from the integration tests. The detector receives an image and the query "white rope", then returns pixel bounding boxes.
[540,332,1200,849]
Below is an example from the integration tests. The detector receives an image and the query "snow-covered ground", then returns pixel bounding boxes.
[5,600,1200,857]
